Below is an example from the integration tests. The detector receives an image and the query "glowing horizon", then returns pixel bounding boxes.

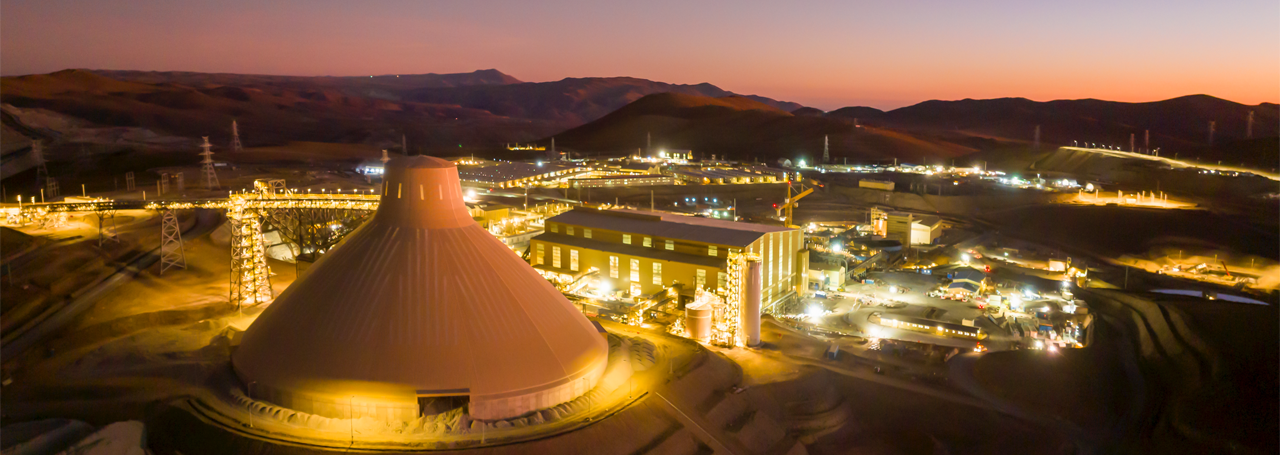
[2,0,1276,110]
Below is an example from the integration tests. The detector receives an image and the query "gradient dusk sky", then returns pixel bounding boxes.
[2,0,1276,110]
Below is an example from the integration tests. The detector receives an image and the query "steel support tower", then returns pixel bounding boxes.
[96,208,119,246]
[125,171,135,191]
[159,209,187,275]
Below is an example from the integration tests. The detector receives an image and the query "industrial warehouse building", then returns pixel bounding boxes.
[870,207,945,246]
[529,208,807,312]
[568,174,674,188]
[946,267,988,297]
[234,156,608,422]
[456,161,584,188]
[671,167,786,185]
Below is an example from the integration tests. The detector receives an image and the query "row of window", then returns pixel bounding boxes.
[549,224,722,256]
[535,244,580,272]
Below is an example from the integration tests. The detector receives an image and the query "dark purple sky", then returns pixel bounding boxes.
[3,0,1276,110]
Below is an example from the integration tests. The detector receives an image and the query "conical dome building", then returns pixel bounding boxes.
[233,156,608,421]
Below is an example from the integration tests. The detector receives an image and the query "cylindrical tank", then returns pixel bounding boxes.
[743,260,763,346]
[686,304,713,342]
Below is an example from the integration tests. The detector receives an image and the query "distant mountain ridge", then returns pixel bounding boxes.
[552,92,977,163]
[1,68,1273,167]
[90,69,804,124]
[858,95,1279,148]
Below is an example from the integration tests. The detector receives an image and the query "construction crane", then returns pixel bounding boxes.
[775,181,813,228]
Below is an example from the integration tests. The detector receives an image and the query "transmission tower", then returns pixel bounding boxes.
[125,171,136,191]
[200,136,220,189]
[33,141,49,197]
[175,172,184,192]
[159,209,186,275]
[230,120,243,152]
[229,208,273,309]
[46,178,59,199]
[160,172,170,195]
[822,135,829,164]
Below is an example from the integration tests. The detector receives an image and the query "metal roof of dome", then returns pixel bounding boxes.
[232,156,607,414]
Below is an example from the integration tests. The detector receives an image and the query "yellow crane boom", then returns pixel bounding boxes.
[776,183,813,228]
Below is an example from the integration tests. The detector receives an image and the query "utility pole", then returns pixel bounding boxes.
[402,133,408,155]
[1033,125,1041,150]
[1144,129,1150,152]
[1247,111,1254,139]
[1208,121,1216,146]
[646,131,651,154]
[1130,133,1135,153]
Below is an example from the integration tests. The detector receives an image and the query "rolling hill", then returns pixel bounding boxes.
[0,69,804,151]
[551,92,977,164]
[849,95,1279,168]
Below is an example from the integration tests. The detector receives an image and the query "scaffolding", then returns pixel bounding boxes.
[159,209,186,275]
[228,197,273,309]
[710,252,758,348]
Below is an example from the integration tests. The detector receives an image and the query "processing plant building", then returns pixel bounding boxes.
[233,156,608,422]
[529,208,807,311]
[457,161,585,188]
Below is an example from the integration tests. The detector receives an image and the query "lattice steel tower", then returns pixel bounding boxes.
[200,136,220,189]
[230,120,243,152]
